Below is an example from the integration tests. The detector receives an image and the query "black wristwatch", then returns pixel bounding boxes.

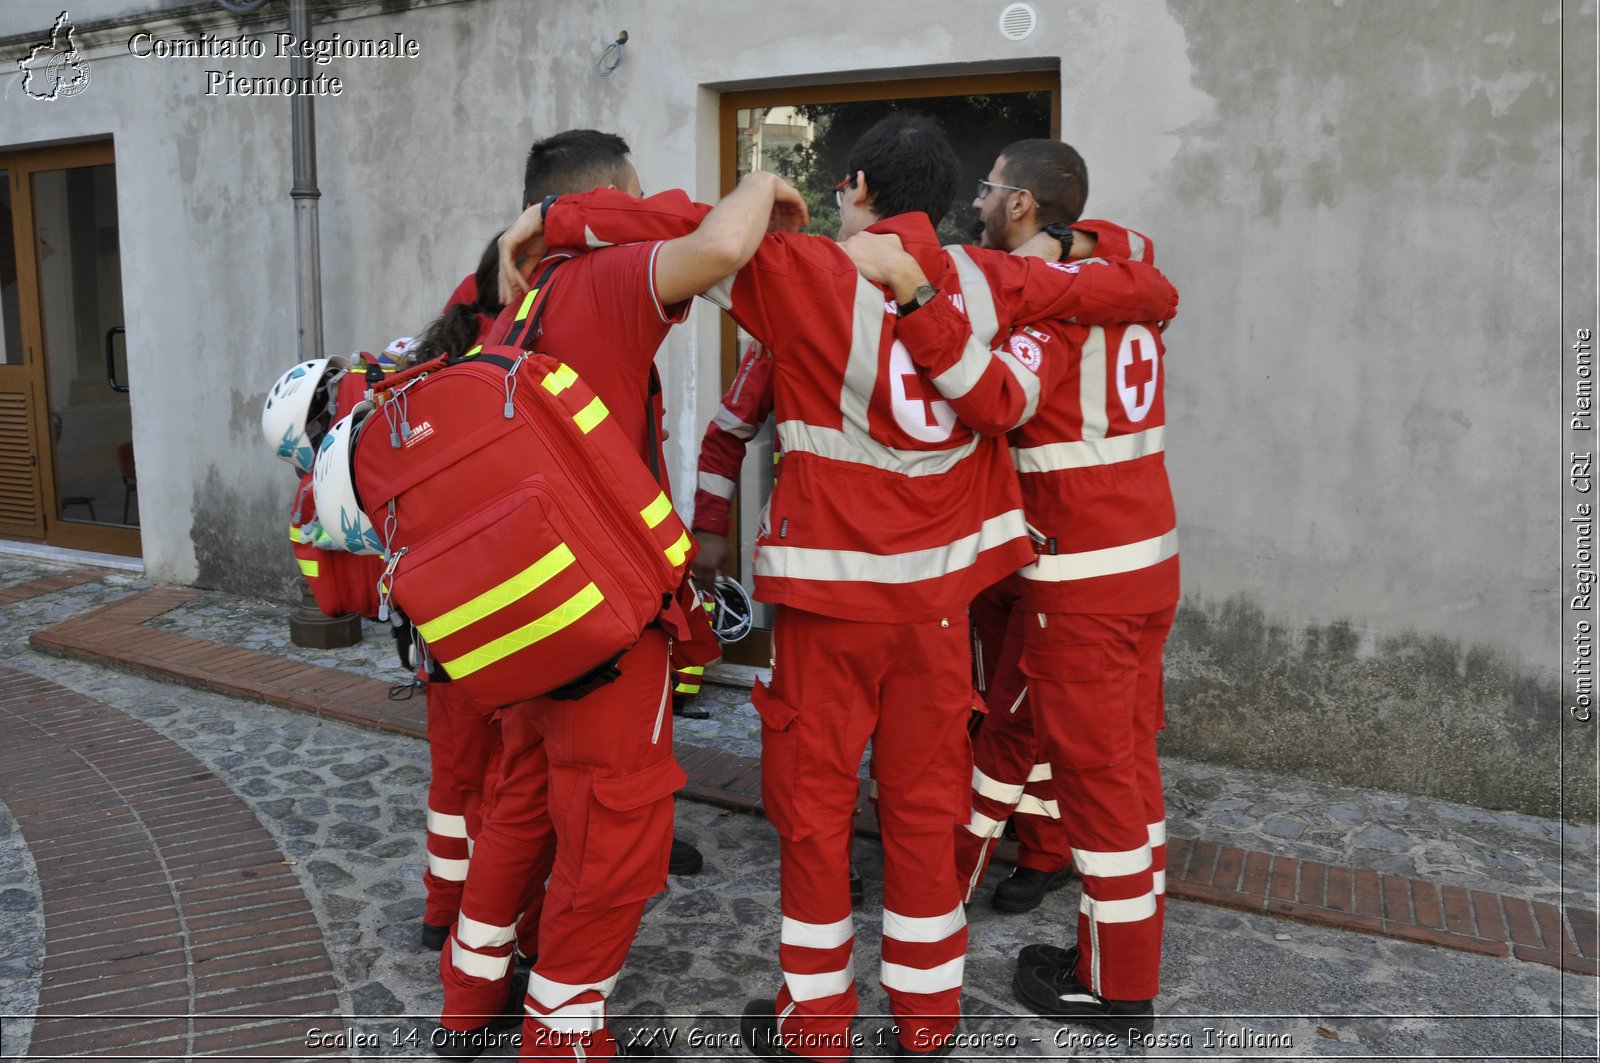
[1041,222,1076,261]
[540,193,559,221]
[897,284,938,318]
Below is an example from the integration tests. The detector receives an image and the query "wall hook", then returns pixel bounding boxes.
[596,30,628,77]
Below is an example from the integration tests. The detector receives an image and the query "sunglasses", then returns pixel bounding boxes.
[976,178,1027,200]
[834,176,853,210]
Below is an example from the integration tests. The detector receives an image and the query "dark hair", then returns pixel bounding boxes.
[411,232,505,363]
[998,139,1089,225]
[844,114,961,226]
[522,129,632,207]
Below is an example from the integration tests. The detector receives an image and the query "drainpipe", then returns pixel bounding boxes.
[282,0,360,648]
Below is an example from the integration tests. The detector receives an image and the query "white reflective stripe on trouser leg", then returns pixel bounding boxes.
[450,938,511,981]
[427,809,468,838]
[785,960,856,1002]
[882,905,965,944]
[971,766,1024,805]
[1082,892,1159,925]
[428,853,470,881]
[1148,820,1168,848]
[455,913,516,949]
[880,955,964,995]
[964,809,1006,839]
[1071,845,1151,879]
[782,914,854,950]
[1026,762,1052,782]
[1015,794,1060,819]
[525,969,620,1034]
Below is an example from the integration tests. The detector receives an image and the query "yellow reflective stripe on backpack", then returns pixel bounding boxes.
[573,396,608,434]
[514,287,541,322]
[297,557,319,577]
[664,530,691,568]
[464,344,483,358]
[542,363,579,396]
[441,582,605,678]
[415,543,578,643]
[289,525,302,543]
[640,492,673,530]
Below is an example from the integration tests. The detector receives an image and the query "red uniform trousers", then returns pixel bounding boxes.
[1022,605,1175,1002]
[954,582,1072,902]
[439,628,682,1060]
[422,679,503,931]
[756,607,973,1061]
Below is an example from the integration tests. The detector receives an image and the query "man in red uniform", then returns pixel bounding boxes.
[436,129,805,1061]
[501,116,1177,1060]
[860,139,1179,1039]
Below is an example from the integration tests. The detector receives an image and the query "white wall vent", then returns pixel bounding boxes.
[998,3,1038,42]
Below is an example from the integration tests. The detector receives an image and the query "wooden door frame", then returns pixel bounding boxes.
[712,70,1060,665]
[0,139,138,556]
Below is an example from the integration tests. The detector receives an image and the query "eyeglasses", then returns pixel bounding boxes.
[976,178,1026,200]
[834,176,853,210]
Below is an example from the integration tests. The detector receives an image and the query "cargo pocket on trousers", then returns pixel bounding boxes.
[572,755,687,910]
[1020,641,1126,772]
[751,680,809,841]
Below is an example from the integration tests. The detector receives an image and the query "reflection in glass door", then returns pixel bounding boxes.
[35,163,135,531]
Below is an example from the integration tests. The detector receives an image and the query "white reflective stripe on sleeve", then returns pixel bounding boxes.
[426,809,468,838]
[1154,870,1167,895]
[1026,762,1052,783]
[782,914,854,950]
[704,274,734,311]
[776,420,980,477]
[882,905,966,944]
[944,247,999,348]
[1148,820,1168,848]
[455,913,516,949]
[1072,845,1152,879]
[525,998,606,1035]
[712,404,757,440]
[698,471,737,500]
[527,970,621,1010]
[972,767,1025,805]
[880,955,965,995]
[1078,327,1109,441]
[1081,891,1159,925]
[1011,426,1165,473]
[582,224,614,249]
[784,961,856,1002]
[1015,794,1060,819]
[759,511,1026,585]
[1127,230,1148,262]
[450,939,511,980]
[965,809,1006,839]
[992,343,1042,426]
[427,854,470,881]
[1020,529,1180,583]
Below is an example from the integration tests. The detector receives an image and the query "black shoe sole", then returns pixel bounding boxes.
[990,866,1075,914]
[669,840,705,876]
[1011,962,1154,1038]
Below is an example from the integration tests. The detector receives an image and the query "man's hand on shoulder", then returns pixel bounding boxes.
[840,231,928,304]
[498,203,548,304]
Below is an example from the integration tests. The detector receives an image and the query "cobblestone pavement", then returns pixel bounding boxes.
[1,553,1597,1061]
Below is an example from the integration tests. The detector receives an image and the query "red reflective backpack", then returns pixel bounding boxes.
[345,263,694,706]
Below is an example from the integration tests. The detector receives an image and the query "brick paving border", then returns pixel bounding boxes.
[27,588,1600,978]
[0,567,104,605]
[0,664,345,1059]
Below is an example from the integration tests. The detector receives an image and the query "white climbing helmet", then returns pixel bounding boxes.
[261,357,349,474]
[709,576,754,644]
[311,402,385,555]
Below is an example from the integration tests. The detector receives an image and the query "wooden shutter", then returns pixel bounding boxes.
[0,382,44,538]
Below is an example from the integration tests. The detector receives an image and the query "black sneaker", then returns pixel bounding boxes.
[672,695,710,719]
[670,837,705,876]
[848,863,864,908]
[738,999,800,1061]
[421,921,451,951]
[1015,942,1078,972]
[432,970,528,1059]
[990,864,1074,914]
[1012,961,1154,1038]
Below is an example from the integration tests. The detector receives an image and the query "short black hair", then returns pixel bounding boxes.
[522,129,632,207]
[998,139,1088,225]
[845,114,961,226]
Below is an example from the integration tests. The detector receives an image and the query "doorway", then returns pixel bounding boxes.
[0,141,138,556]
[714,72,1059,664]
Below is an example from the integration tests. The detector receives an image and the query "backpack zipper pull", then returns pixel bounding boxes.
[503,355,528,419]
[375,546,407,622]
